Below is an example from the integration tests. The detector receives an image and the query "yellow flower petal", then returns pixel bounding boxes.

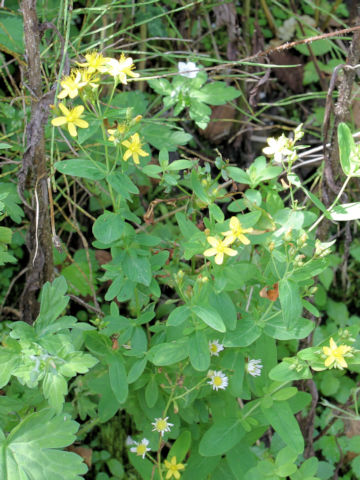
[73,105,85,116]
[206,237,219,248]
[123,149,132,161]
[58,103,70,116]
[204,248,217,257]
[215,252,224,265]
[68,123,77,137]
[74,118,89,128]
[51,116,67,126]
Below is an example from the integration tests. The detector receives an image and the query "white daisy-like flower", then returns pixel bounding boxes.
[209,339,224,357]
[208,370,228,391]
[262,135,293,164]
[178,61,199,78]
[130,438,151,459]
[246,359,263,377]
[152,417,174,437]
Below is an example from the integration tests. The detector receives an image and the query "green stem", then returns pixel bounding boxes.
[308,175,351,233]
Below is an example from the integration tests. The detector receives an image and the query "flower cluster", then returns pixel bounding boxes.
[204,216,253,265]
[263,124,304,164]
[127,418,186,478]
[51,50,140,139]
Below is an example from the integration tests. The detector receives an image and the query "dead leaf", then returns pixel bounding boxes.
[269,51,304,93]
[66,445,92,468]
[259,282,279,301]
[201,104,237,143]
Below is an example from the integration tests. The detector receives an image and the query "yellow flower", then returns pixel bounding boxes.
[107,124,127,144]
[51,103,89,137]
[322,337,353,369]
[57,70,87,99]
[105,54,140,84]
[121,133,149,164]
[223,216,253,245]
[164,456,185,480]
[203,236,237,265]
[78,69,100,89]
[77,51,110,73]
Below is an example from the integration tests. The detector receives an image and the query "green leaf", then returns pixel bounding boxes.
[0,226,12,244]
[269,358,312,382]
[167,305,191,327]
[145,376,159,408]
[106,171,139,200]
[0,142,11,149]
[92,211,125,244]
[42,372,68,413]
[264,314,314,340]
[143,124,192,151]
[261,400,304,453]
[224,317,261,347]
[226,166,251,184]
[272,387,298,401]
[35,277,69,336]
[168,430,191,463]
[329,202,360,221]
[338,123,355,176]
[191,169,211,204]
[209,292,237,331]
[108,353,128,404]
[148,78,172,95]
[142,164,163,178]
[191,82,241,105]
[192,305,226,333]
[0,409,87,479]
[199,418,245,456]
[0,349,19,388]
[189,330,210,371]
[123,253,152,287]
[0,13,24,57]
[167,160,193,171]
[176,212,200,237]
[182,453,220,479]
[279,278,303,328]
[127,357,147,384]
[149,338,189,366]
[55,159,106,180]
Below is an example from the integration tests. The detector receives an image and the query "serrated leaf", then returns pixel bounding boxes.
[0,409,87,479]
[42,372,68,413]
[35,277,69,336]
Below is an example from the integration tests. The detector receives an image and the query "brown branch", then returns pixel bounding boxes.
[18,0,55,324]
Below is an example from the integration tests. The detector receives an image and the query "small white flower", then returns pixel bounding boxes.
[263,135,293,164]
[208,370,228,391]
[152,417,174,436]
[130,438,151,459]
[178,61,199,78]
[126,436,135,446]
[209,339,224,356]
[246,359,263,377]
